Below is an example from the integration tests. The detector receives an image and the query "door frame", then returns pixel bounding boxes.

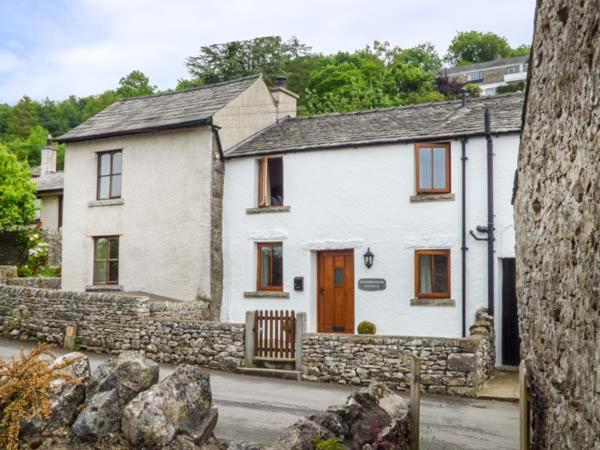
[316,249,355,334]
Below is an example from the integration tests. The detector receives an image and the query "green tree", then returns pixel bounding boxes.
[510,44,531,57]
[6,97,39,139]
[183,36,311,87]
[116,70,156,98]
[445,31,513,65]
[393,43,442,73]
[0,144,37,230]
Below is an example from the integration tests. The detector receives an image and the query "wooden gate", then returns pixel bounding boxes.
[253,310,296,360]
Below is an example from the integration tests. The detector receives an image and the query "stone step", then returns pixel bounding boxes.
[237,367,302,381]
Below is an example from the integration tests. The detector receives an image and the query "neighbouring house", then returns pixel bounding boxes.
[57,75,297,319]
[32,140,64,266]
[442,55,528,96]
[222,93,524,366]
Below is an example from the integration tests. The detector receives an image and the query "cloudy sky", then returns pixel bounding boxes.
[0,0,535,104]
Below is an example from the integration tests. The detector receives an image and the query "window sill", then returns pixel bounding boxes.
[86,284,123,292]
[246,206,291,215]
[409,193,455,203]
[244,291,290,299]
[410,297,455,307]
[88,198,124,207]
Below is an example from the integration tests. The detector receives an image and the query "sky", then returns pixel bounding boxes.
[0,0,536,105]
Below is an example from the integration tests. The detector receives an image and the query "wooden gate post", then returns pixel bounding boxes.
[244,311,256,367]
[519,360,530,450]
[409,355,421,450]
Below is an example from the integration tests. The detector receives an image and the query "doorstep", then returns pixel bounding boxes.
[237,367,302,381]
[477,369,519,402]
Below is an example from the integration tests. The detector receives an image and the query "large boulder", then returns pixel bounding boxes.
[71,351,159,441]
[272,381,409,450]
[121,364,217,448]
[21,352,91,437]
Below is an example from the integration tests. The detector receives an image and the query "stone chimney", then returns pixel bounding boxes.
[40,135,57,174]
[270,75,299,120]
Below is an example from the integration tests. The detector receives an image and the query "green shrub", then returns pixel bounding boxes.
[463,83,481,97]
[357,321,376,335]
[38,266,61,277]
[312,436,345,450]
[497,81,525,94]
[16,266,32,277]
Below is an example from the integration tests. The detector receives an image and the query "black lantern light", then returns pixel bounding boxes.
[363,247,374,269]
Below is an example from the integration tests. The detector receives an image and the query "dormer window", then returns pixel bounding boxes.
[258,156,283,207]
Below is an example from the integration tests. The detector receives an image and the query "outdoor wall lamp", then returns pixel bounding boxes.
[363,247,374,269]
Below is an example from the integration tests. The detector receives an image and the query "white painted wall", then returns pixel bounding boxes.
[62,127,214,301]
[223,135,520,350]
[39,194,60,231]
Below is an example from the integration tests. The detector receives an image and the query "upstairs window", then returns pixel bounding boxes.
[415,249,450,298]
[466,71,483,82]
[93,236,119,285]
[97,150,122,200]
[257,242,283,291]
[415,143,451,194]
[506,65,520,74]
[258,157,283,207]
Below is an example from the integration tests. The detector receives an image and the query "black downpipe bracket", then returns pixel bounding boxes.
[460,137,468,337]
[484,108,495,317]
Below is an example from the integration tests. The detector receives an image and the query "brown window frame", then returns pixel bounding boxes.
[257,156,283,207]
[414,249,451,299]
[256,242,283,291]
[97,150,122,200]
[415,143,451,194]
[93,236,119,285]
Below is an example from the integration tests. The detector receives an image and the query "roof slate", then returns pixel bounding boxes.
[34,172,64,193]
[443,56,529,75]
[225,93,524,158]
[58,75,260,142]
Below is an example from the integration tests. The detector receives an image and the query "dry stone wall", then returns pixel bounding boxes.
[302,310,494,397]
[515,1,600,447]
[5,277,61,289]
[0,285,244,372]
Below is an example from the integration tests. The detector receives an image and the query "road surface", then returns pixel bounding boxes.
[0,338,518,449]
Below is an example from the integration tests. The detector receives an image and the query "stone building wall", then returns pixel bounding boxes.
[0,265,17,281]
[302,310,495,397]
[41,229,62,267]
[0,285,244,372]
[5,277,61,289]
[515,1,600,447]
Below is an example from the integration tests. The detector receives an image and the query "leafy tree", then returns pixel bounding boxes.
[0,145,37,230]
[445,31,513,65]
[6,97,39,139]
[393,43,442,73]
[183,36,311,86]
[510,45,531,57]
[116,70,157,98]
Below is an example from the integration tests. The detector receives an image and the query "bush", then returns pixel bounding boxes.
[16,265,33,277]
[357,321,376,335]
[0,344,83,450]
[312,436,345,450]
[497,81,525,94]
[38,265,61,277]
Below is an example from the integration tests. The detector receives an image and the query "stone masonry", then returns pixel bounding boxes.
[515,1,600,447]
[5,276,61,289]
[302,309,494,397]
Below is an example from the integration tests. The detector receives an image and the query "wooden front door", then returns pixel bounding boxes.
[317,250,355,333]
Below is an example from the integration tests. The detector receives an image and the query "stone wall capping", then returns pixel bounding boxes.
[410,298,456,307]
[87,198,125,207]
[246,205,291,215]
[409,193,455,203]
[243,291,290,299]
[86,285,124,292]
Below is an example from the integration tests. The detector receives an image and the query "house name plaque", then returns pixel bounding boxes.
[358,278,387,291]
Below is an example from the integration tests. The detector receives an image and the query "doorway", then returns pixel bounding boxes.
[317,250,355,333]
[501,258,520,365]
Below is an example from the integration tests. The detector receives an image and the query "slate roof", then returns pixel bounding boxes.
[225,93,524,158]
[34,171,64,193]
[58,75,261,143]
[442,56,529,76]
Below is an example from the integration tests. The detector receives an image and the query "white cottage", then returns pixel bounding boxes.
[57,75,297,319]
[222,93,523,366]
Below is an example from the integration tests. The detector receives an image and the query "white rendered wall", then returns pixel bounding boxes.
[62,127,214,301]
[223,135,520,343]
[39,195,60,231]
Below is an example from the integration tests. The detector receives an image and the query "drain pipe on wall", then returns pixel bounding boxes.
[469,107,495,318]
[460,136,468,337]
